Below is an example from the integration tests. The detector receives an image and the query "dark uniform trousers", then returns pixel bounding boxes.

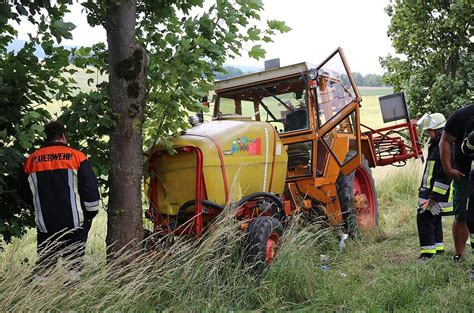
[417,136,453,256]
[36,220,92,272]
[417,211,444,254]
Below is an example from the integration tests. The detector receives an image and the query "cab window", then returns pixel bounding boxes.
[215,78,309,134]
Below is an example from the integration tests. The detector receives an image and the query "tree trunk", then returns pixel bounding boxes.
[105,0,146,258]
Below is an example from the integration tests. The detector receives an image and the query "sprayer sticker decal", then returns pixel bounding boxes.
[231,136,261,155]
[275,143,282,156]
[248,138,261,155]
[232,137,248,152]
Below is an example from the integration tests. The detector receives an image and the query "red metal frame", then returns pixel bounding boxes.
[234,200,275,220]
[182,146,205,235]
[183,134,229,203]
[146,146,209,236]
[265,232,280,265]
[147,143,281,237]
[362,120,423,166]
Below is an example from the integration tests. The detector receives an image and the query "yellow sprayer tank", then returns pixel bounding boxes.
[148,119,288,215]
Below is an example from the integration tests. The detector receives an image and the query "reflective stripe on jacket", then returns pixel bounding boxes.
[418,136,453,207]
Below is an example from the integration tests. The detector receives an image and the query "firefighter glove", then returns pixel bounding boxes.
[418,200,428,214]
[426,200,441,216]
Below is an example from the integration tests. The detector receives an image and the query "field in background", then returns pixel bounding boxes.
[360,94,387,129]
[46,68,393,130]
[213,86,393,130]
[41,66,105,118]
[359,86,393,96]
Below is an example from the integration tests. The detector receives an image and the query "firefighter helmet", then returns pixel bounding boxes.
[417,113,446,131]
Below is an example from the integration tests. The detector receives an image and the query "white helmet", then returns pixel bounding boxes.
[416,113,446,131]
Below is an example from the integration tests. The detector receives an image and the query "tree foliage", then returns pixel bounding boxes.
[59,44,111,191]
[0,1,77,243]
[380,0,473,117]
[64,0,290,166]
[0,0,290,246]
[351,72,385,87]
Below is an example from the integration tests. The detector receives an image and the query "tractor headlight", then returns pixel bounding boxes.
[188,115,200,127]
[307,68,318,80]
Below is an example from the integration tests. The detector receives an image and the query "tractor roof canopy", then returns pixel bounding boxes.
[214,62,314,93]
[212,48,361,134]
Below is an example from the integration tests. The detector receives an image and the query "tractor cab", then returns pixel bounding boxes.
[213,48,365,183]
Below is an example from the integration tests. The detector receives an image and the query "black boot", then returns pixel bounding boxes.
[418,253,435,262]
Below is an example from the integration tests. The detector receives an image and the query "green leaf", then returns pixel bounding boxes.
[247,0,263,10]
[51,20,76,41]
[247,27,260,40]
[30,123,43,133]
[27,111,41,120]
[0,4,12,25]
[248,44,265,60]
[267,20,291,33]
[17,132,32,150]
[17,5,28,16]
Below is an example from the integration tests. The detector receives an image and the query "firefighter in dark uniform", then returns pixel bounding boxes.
[20,121,100,279]
[460,116,474,240]
[461,124,474,231]
[440,104,474,262]
[416,113,453,260]
[460,115,474,278]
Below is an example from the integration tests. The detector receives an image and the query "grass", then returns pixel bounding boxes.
[7,74,468,310]
[359,86,393,97]
[1,160,474,311]
[360,94,386,129]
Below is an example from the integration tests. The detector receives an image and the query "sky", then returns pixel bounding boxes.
[16,0,394,75]
[240,0,395,74]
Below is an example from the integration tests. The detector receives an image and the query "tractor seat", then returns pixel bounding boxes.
[287,142,312,168]
[284,109,308,132]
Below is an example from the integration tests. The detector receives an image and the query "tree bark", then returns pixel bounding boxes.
[105,0,146,258]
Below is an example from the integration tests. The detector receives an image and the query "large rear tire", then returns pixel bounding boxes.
[336,151,378,235]
[244,216,283,273]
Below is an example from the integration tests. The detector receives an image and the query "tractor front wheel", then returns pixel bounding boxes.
[337,151,378,235]
[244,216,283,272]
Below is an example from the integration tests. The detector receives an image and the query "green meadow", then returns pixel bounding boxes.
[2,160,473,311]
[5,72,472,311]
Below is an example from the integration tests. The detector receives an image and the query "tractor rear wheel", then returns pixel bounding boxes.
[244,216,283,273]
[337,151,378,235]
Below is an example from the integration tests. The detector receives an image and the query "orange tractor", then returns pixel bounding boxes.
[145,48,422,266]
